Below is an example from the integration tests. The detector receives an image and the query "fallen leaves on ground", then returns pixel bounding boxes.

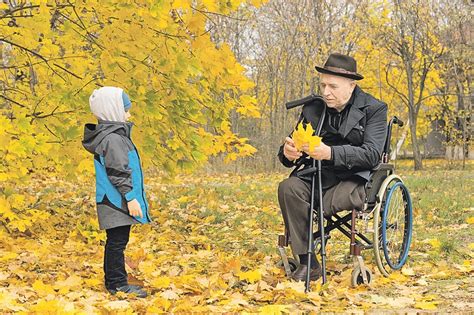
[0,168,473,313]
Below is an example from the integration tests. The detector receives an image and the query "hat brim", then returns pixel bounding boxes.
[315,66,364,80]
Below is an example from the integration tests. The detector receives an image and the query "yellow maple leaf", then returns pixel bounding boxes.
[258,304,290,314]
[466,217,474,224]
[147,297,172,312]
[151,276,171,289]
[414,301,438,310]
[292,122,321,152]
[103,300,131,311]
[225,258,241,273]
[32,280,55,296]
[0,197,11,213]
[429,238,441,249]
[84,278,102,287]
[388,272,409,283]
[54,275,83,294]
[29,300,64,313]
[237,270,262,283]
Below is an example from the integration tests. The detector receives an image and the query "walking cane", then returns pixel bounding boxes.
[286,95,327,292]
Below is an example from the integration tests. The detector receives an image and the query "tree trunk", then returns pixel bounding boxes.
[405,54,423,170]
[408,108,423,170]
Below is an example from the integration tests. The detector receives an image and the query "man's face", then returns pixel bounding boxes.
[319,73,356,111]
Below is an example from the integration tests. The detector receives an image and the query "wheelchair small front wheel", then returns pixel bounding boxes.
[351,266,373,287]
[276,257,299,273]
[287,258,299,272]
[374,175,413,276]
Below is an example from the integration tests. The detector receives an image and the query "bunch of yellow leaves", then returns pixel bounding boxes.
[292,122,322,152]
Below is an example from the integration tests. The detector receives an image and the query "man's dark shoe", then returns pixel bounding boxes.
[108,284,147,298]
[291,264,322,281]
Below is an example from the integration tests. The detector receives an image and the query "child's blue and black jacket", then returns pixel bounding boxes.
[82,121,151,229]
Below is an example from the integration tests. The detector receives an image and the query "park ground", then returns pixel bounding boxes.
[0,159,473,313]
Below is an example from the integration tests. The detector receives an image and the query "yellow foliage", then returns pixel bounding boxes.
[0,0,264,188]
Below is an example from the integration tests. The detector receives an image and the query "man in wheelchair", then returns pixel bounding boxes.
[277,53,388,282]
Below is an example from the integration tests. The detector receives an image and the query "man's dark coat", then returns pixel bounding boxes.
[278,86,388,189]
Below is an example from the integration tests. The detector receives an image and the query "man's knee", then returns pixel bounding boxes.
[278,177,307,199]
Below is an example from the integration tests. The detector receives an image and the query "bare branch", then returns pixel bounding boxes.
[191,5,248,22]
[0,94,26,108]
[0,4,39,19]
[384,65,409,106]
[0,38,67,82]
[53,63,83,79]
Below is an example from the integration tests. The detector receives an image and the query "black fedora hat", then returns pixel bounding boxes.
[315,53,364,80]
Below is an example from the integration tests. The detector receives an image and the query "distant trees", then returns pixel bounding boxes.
[212,0,472,171]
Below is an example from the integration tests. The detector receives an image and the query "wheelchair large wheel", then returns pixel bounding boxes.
[373,175,413,276]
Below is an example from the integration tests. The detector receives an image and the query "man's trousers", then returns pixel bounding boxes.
[278,176,366,256]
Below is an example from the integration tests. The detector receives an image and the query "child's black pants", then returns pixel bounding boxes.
[104,225,131,290]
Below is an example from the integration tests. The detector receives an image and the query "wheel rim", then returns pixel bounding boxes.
[374,175,401,276]
[381,181,413,270]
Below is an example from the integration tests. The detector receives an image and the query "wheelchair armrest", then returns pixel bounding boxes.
[370,163,394,174]
[297,167,318,177]
[365,163,395,204]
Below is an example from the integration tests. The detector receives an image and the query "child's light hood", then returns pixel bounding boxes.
[89,86,126,122]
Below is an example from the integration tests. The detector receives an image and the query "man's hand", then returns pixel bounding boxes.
[283,137,303,162]
[302,142,332,160]
[127,199,143,218]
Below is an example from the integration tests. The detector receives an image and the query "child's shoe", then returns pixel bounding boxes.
[108,284,147,298]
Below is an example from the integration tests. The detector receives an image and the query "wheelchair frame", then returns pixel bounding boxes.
[278,96,414,288]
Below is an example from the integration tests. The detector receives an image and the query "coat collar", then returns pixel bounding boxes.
[98,121,134,138]
[339,86,369,138]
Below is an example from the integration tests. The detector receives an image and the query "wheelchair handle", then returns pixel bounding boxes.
[392,116,404,127]
[286,94,324,110]
[383,116,405,163]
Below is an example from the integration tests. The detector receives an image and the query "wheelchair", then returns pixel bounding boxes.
[278,95,414,288]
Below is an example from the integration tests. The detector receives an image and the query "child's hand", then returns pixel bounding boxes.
[127,199,143,218]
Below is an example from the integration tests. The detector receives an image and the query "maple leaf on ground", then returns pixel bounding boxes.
[238,270,262,283]
[414,301,438,310]
[257,304,290,314]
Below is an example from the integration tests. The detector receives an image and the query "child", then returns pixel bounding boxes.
[82,86,151,298]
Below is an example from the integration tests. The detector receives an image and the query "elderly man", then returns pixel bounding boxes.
[277,53,388,281]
